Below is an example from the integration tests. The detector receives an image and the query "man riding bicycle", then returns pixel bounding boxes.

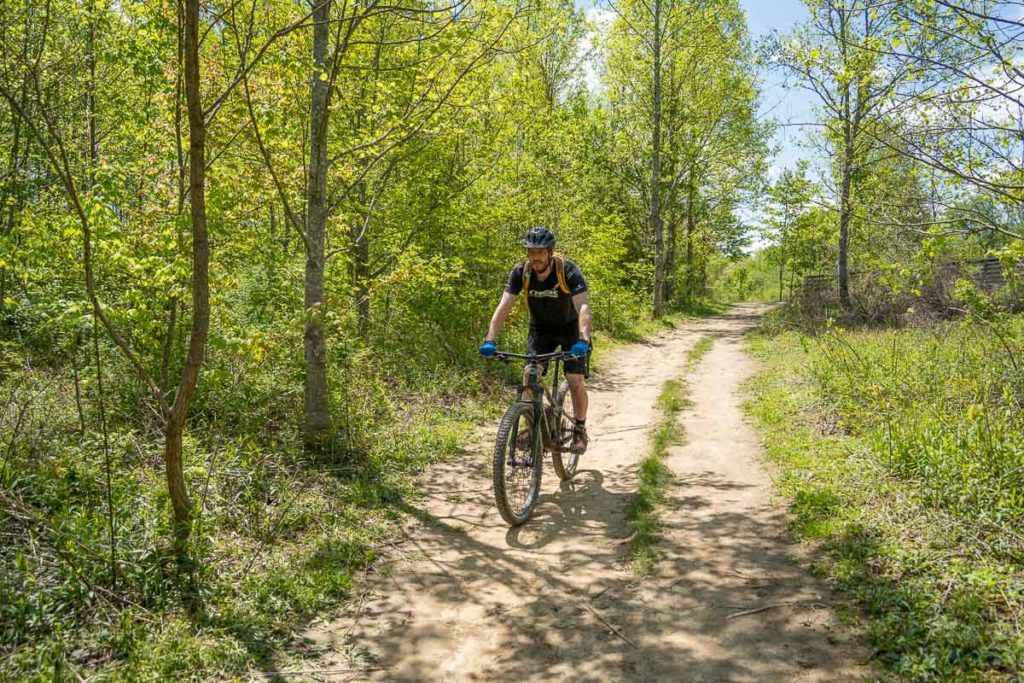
[480,227,592,453]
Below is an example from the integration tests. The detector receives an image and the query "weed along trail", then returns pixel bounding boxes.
[303,305,871,681]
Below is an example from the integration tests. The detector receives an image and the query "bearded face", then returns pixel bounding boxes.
[527,247,552,273]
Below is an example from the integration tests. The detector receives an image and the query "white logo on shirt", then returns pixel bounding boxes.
[529,289,560,298]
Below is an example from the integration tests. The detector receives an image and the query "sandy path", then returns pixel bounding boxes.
[304,305,872,682]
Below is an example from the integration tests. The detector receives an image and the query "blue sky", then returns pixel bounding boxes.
[741,0,816,178]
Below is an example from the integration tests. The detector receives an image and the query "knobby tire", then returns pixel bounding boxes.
[493,402,543,526]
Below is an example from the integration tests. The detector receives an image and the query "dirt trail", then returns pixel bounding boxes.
[305,305,871,681]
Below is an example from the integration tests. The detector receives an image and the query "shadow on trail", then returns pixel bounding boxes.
[505,468,633,550]
[331,471,857,681]
[615,467,851,681]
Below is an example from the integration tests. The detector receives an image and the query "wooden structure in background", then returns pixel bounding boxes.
[793,257,1024,316]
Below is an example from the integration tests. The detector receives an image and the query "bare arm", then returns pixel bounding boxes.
[573,292,591,343]
[486,291,517,342]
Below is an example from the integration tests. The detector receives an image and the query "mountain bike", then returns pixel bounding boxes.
[487,349,582,526]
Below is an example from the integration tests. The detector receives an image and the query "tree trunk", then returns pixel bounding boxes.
[836,6,853,311]
[354,233,369,334]
[266,204,278,302]
[838,124,853,310]
[304,0,332,450]
[354,182,370,335]
[778,226,785,303]
[164,417,190,546]
[169,0,213,546]
[650,0,664,317]
[664,210,676,307]
[87,0,118,587]
[778,256,784,302]
[351,32,384,338]
[86,0,98,176]
[1,63,26,308]
[685,176,695,301]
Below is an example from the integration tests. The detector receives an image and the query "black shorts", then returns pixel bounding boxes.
[527,327,589,377]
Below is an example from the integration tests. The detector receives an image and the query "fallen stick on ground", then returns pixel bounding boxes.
[726,601,827,620]
[258,666,384,677]
[342,587,369,639]
[614,530,638,545]
[580,600,638,649]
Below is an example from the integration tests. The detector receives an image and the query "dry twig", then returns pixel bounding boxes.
[580,600,638,649]
[726,600,827,620]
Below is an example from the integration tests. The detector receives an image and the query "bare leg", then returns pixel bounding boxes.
[566,373,588,421]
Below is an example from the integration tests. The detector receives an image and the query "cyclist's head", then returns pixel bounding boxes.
[522,226,555,250]
[523,227,555,271]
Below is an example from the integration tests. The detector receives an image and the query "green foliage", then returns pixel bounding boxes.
[0,0,772,676]
[601,0,770,306]
[709,250,783,303]
[746,316,1024,679]
[811,319,1024,520]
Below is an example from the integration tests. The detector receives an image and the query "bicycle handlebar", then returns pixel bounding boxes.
[490,350,576,363]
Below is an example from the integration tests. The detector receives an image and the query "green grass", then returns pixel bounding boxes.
[626,338,711,575]
[744,315,1024,681]
[686,336,714,365]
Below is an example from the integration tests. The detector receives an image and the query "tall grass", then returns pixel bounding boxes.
[0,353,489,681]
[746,311,1024,679]
[811,317,1024,525]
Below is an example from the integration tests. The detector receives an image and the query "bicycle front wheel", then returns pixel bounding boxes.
[493,402,543,526]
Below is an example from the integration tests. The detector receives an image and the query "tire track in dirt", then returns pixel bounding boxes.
[303,304,872,682]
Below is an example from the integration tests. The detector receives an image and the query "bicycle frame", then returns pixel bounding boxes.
[493,349,573,453]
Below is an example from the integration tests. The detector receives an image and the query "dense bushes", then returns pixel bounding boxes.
[0,340,488,679]
[0,0,757,675]
[0,201,666,680]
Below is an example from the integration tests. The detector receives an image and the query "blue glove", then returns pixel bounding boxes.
[480,340,497,357]
[570,340,591,357]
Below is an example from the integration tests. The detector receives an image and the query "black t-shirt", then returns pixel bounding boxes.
[505,258,588,332]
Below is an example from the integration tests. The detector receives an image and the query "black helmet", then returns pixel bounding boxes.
[522,226,555,249]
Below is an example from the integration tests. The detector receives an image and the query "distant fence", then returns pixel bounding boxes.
[793,257,1024,320]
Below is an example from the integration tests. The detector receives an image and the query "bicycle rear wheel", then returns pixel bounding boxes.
[552,380,579,480]
[493,402,543,526]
